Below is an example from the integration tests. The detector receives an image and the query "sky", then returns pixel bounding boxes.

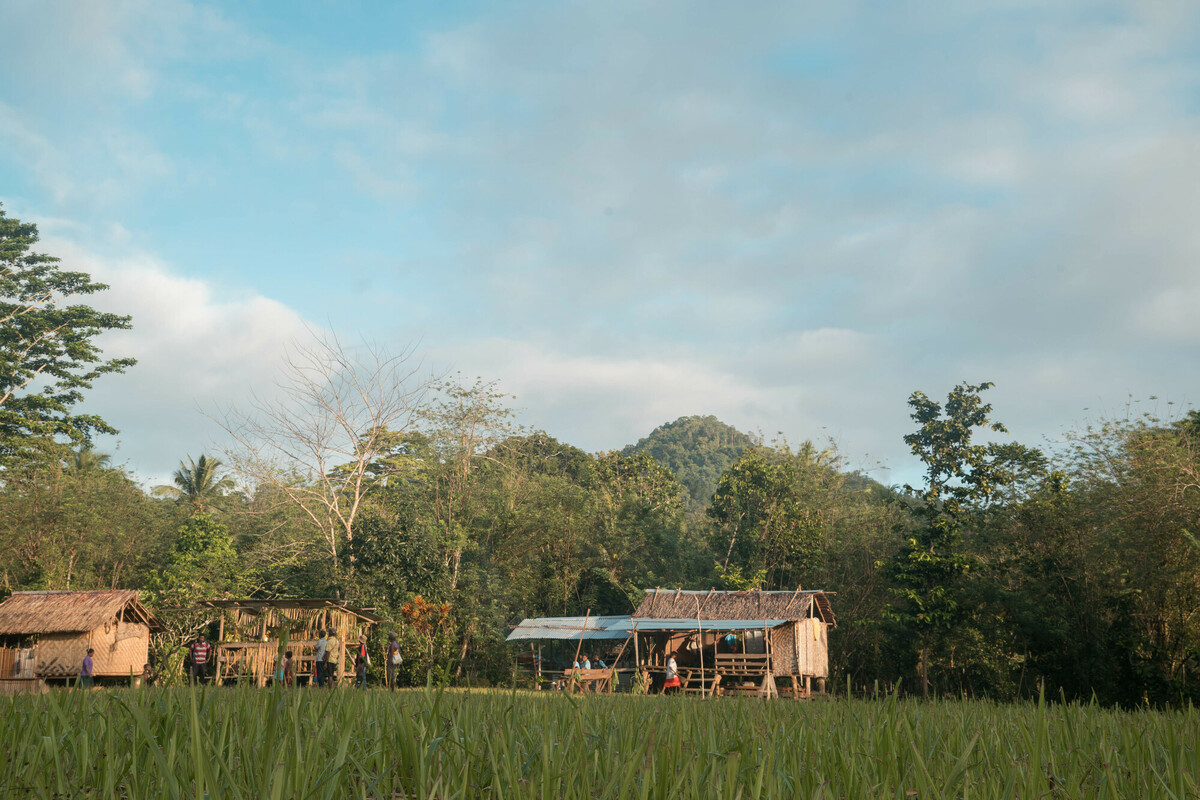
[2,0,1199,488]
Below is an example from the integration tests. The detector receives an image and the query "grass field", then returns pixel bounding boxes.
[1,687,1196,799]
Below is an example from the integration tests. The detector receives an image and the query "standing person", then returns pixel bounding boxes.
[78,648,95,690]
[354,633,370,689]
[313,629,327,687]
[140,663,156,688]
[324,629,339,687]
[282,651,295,687]
[385,632,402,691]
[663,653,681,695]
[189,633,211,685]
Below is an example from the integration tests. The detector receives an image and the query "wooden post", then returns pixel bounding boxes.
[571,609,590,668]
[632,623,641,691]
[785,584,804,612]
[762,620,773,699]
[696,600,706,699]
[608,635,632,693]
[339,615,348,684]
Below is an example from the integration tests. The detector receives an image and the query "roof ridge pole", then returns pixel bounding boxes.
[652,587,660,617]
[785,584,803,612]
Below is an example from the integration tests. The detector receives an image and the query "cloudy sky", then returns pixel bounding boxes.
[2,0,1198,487]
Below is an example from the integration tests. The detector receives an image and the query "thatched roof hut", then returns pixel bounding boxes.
[0,590,159,635]
[0,590,160,679]
[633,589,835,686]
[633,588,836,626]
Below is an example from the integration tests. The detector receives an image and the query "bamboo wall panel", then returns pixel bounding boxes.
[770,624,800,676]
[34,634,88,677]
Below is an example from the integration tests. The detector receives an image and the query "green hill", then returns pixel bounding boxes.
[623,415,757,512]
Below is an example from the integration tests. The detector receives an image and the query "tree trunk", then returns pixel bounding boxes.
[920,645,930,698]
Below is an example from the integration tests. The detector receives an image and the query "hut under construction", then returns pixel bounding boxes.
[0,590,160,687]
[632,588,836,699]
[197,599,384,686]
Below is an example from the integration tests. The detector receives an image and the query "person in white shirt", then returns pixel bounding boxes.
[663,654,680,694]
[313,629,328,687]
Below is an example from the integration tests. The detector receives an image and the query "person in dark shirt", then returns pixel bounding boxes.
[78,648,95,689]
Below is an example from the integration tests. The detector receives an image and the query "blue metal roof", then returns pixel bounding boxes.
[506,616,632,641]
[507,615,792,641]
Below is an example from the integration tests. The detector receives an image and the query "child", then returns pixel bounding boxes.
[355,652,367,689]
[283,650,294,687]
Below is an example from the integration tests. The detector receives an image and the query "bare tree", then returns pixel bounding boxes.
[216,332,435,569]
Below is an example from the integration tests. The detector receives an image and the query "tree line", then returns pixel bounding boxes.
[2,204,1198,703]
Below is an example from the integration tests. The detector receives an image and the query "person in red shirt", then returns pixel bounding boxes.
[189,633,211,685]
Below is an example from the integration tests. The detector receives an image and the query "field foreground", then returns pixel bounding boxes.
[1,688,1196,799]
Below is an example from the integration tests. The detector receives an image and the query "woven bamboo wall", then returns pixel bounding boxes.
[34,634,88,677]
[91,621,149,677]
[770,624,799,676]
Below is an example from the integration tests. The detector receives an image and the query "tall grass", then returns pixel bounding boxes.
[1,687,1195,798]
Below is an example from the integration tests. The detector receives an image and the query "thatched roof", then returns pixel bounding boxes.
[0,590,160,635]
[633,589,836,627]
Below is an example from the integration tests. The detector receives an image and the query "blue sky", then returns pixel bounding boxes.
[2,1,1199,486]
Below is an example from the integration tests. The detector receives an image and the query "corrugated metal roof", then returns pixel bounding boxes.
[631,618,787,632]
[506,616,632,641]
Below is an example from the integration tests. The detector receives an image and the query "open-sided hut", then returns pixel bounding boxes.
[0,590,160,684]
[633,588,836,698]
[197,599,384,686]
[506,616,635,691]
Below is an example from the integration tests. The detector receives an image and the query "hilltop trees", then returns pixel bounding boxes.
[0,204,135,465]
[624,415,756,512]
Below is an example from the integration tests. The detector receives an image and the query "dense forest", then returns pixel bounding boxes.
[2,205,1198,704]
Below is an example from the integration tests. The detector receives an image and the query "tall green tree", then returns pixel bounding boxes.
[708,447,822,590]
[884,382,1037,696]
[0,204,135,465]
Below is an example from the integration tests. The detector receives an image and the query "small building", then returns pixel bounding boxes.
[632,588,836,698]
[0,590,160,684]
[197,598,384,686]
[506,615,635,689]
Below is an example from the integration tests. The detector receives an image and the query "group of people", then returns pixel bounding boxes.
[183,628,404,689]
[571,653,609,670]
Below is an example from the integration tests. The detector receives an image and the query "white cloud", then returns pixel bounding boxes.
[36,234,314,485]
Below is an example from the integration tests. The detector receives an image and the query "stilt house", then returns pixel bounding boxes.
[632,588,836,698]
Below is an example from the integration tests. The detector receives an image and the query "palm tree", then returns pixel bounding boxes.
[154,454,236,511]
[69,446,112,473]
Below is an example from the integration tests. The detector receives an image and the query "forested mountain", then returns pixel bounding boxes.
[623,415,757,512]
